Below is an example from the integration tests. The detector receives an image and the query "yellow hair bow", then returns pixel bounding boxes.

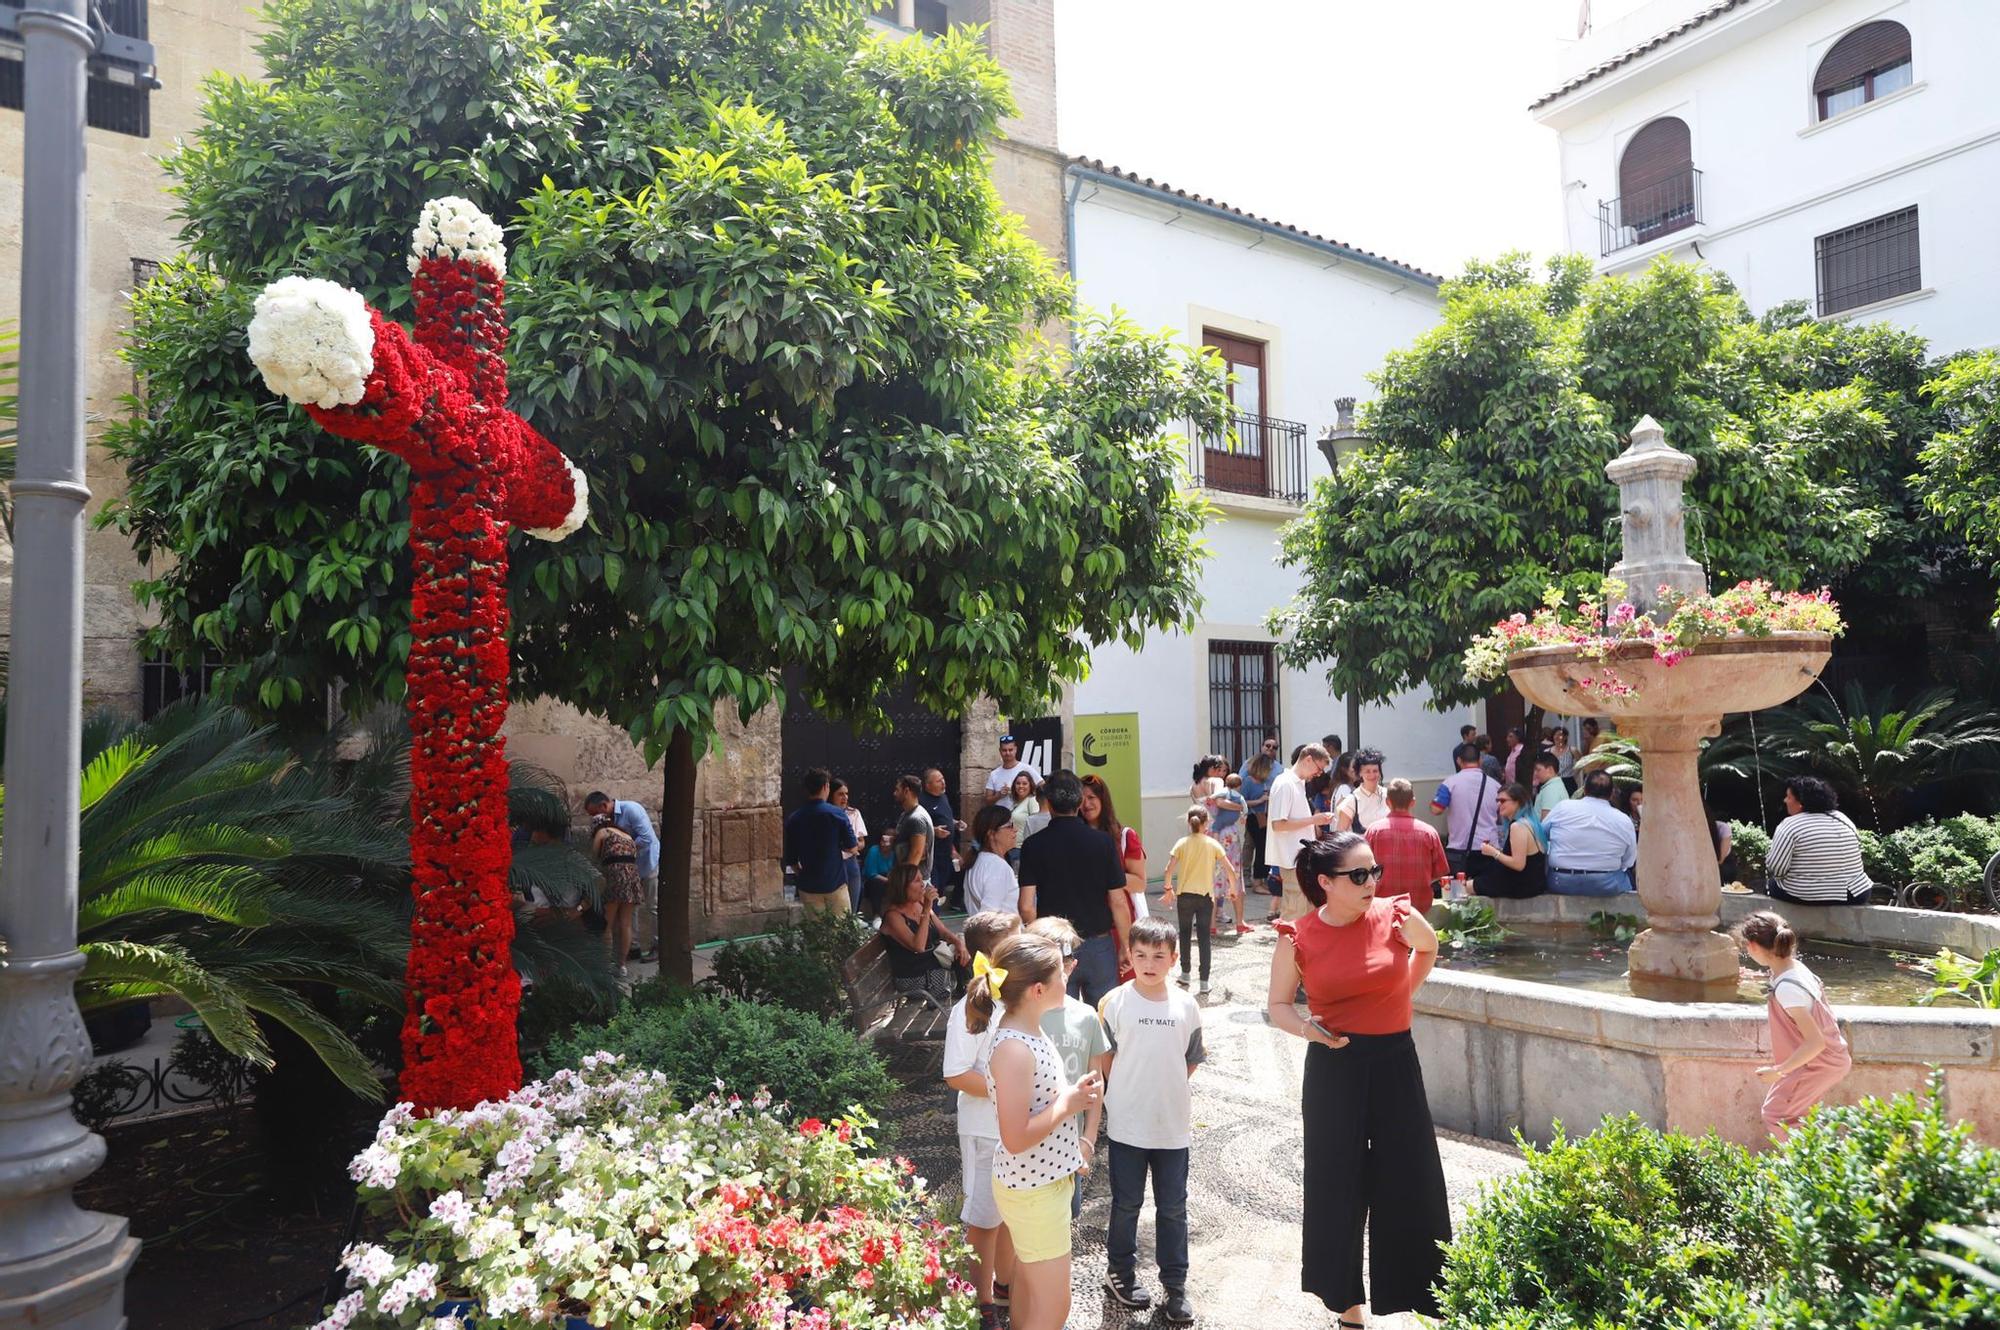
[972,952,1008,990]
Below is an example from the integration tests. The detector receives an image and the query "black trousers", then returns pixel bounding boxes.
[1300,1031,1451,1317]
[1175,892,1213,981]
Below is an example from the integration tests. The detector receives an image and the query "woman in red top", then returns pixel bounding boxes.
[1266,832,1449,1328]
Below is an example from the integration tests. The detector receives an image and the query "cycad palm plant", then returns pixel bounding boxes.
[1750,683,2000,828]
[62,703,408,1097]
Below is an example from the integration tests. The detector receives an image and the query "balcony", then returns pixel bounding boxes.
[1599,168,1703,256]
[1189,410,1310,506]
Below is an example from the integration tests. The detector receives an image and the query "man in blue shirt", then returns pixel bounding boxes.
[783,767,859,914]
[584,790,660,958]
[1542,770,1638,895]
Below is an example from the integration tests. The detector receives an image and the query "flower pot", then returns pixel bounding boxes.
[84,1000,153,1056]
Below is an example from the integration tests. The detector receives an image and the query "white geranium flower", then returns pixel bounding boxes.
[408,196,507,276]
[310,1291,365,1330]
[521,456,589,542]
[247,276,374,410]
[427,1189,475,1236]
[338,1242,396,1289]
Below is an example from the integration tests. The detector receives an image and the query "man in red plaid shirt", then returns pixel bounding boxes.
[1365,779,1450,913]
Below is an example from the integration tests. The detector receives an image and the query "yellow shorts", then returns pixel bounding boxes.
[992,1176,1075,1263]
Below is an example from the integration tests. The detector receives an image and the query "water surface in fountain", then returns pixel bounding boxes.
[1440,925,1933,1006]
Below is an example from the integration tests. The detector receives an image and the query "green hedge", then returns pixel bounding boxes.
[705,910,875,1020]
[531,992,895,1126]
[1744,814,2000,904]
[1433,1080,2000,1329]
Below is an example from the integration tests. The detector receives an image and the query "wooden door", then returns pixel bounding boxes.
[1203,330,1269,496]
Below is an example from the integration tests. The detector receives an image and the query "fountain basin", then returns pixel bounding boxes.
[1415,896,2000,1147]
[1506,633,1834,717]
[1508,634,1833,999]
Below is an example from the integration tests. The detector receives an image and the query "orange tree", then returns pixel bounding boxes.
[106,0,1226,981]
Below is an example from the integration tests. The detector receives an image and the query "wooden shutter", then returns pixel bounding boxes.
[1815,21,1911,94]
[1618,117,1692,197]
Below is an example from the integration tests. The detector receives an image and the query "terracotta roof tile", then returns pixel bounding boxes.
[1529,0,1752,112]
[1068,157,1442,286]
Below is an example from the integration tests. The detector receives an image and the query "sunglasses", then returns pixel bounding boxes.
[1000,735,1016,744]
[1329,865,1386,887]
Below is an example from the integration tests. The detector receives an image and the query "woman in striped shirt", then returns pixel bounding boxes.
[1765,776,1873,905]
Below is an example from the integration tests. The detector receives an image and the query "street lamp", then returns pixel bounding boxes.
[0,0,155,1324]
[1316,396,1369,748]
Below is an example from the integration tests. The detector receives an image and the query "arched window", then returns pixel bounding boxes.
[1615,117,1698,246]
[1815,20,1913,120]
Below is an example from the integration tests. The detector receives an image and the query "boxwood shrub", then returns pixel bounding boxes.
[1433,1079,2000,1329]
[532,991,895,1126]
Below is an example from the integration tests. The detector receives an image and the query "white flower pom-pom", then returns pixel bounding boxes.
[247,276,375,409]
[407,196,507,276]
[522,457,589,542]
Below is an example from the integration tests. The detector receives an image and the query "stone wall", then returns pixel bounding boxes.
[0,0,266,714]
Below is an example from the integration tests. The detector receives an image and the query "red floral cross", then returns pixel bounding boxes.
[249,198,589,1111]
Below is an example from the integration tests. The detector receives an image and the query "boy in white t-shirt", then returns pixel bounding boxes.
[1097,916,1204,1325]
[942,910,1025,1329]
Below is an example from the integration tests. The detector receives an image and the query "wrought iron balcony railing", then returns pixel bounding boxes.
[1189,410,1310,504]
[1599,168,1703,256]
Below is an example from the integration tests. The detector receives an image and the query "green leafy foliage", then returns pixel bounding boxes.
[532,992,895,1125]
[1919,352,2000,620]
[704,909,874,1020]
[1436,1114,1768,1330]
[1435,1082,2000,1330]
[1273,254,1972,709]
[1913,949,2000,1009]
[1728,822,1770,881]
[1587,909,1640,946]
[1435,897,1506,950]
[104,0,1227,762]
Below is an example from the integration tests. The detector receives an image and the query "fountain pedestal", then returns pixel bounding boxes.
[1507,417,1831,1001]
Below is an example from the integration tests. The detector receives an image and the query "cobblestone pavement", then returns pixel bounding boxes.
[882,919,1527,1330]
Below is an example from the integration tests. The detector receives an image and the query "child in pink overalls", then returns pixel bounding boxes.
[1737,910,1852,1139]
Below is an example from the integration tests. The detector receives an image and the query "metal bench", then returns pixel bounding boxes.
[841,935,951,1044]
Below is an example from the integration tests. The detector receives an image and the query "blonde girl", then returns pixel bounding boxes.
[970,933,1105,1330]
[1737,910,1852,1138]
[1164,805,1235,992]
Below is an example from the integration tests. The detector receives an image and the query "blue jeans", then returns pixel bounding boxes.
[1107,1140,1190,1291]
[1548,867,1634,896]
[844,857,864,910]
[1069,932,1120,1007]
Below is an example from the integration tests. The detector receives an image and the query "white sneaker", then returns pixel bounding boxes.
[1198,979,1211,995]
[1176,973,1190,987]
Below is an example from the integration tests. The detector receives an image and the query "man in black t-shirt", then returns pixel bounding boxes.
[1018,769,1130,1005]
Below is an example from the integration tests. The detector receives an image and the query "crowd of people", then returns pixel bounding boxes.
[761,723,1869,1328]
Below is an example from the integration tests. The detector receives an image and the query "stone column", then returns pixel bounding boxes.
[1605,415,1705,615]
[0,0,140,1320]
[1623,716,1738,1000]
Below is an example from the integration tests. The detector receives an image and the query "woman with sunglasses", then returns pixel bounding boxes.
[1267,833,1449,1327]
[1476,782,1548,899]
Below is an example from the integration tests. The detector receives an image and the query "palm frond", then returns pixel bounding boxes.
[510,841,602,910]
[79,737,151,814]
[78,867,276,933]
[511,902,622,1013]
[227,976,385,1101]
[77,939,271,1068]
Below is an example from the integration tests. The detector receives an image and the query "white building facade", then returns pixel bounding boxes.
[1535,0,2000,352]
[1064,161,1475,861]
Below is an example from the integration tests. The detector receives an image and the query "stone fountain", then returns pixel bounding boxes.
[1507,417,1833,1001]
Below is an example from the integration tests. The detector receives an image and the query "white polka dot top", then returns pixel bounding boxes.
[985,1026,1081,1191]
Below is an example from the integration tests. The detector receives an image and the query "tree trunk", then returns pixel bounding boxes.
[1346,693,1362,751]
[659,728,699,987]
[1524,704,1546,771]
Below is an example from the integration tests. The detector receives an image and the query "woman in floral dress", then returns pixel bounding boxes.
[591,812,642,977]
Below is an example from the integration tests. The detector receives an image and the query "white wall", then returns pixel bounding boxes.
[1067,178,1475,865]
[1542,0,2000,351]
